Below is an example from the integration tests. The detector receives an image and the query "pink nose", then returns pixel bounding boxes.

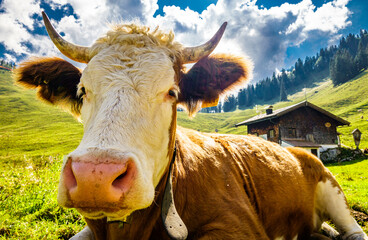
[62,157,136,207]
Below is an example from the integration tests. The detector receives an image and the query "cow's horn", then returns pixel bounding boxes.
[182,22,227,64]
[42,11,91,63]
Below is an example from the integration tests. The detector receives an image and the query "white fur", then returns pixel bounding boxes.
[314,180,367,239]
[58,37,178,221]
[70,227,94,240]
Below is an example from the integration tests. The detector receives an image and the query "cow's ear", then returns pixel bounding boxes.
[14,57,83,117]
[178,54,252,116]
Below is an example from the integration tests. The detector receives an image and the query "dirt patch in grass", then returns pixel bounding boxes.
[352,209,368,226]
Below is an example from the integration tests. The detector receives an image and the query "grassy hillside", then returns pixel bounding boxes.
[0,70,85,239]
[0,68,367,238]
[2,68,367,157]
[178,70,368,149]
[0,70,83,161]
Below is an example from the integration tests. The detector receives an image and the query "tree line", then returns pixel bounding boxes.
[201,29,368,113]
[0,59,16,71]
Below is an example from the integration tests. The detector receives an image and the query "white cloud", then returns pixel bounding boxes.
[1,0,41,31]
[4,53,17,63]
[153,0,351,80]
[0,0,351,80]
[285,0,351,34]
[0,0,43,56]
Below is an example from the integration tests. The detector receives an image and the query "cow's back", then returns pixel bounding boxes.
[173,127,326,239]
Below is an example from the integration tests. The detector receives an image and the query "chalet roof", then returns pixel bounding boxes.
[235,100,350,127]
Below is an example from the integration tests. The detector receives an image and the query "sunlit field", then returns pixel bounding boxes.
[0,69,367,238]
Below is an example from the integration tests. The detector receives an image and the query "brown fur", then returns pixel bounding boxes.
[178,54,251,116]
[84,128,339,240]
[14,57,82,116]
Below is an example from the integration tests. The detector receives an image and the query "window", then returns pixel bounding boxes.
[311,149,318,156]
[268,129,275,139]
[306,134,314,142]
[288,128,296,138]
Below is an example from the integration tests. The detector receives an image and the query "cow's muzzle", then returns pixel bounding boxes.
[61,153,136,208]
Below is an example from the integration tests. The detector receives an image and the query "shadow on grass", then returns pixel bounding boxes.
[325,156,368,167]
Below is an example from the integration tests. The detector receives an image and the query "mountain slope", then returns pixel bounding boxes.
[1,68,367,160]
[177,70,368,148]
[0,70,83,160]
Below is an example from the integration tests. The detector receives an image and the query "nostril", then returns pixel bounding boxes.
[63,159,77,191]
[112,161,135,192]
[115,171,128,181]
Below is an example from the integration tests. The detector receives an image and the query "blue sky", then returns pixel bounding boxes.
[0,0,366,81]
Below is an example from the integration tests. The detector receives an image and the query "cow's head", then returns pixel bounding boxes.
[15,12,252,221]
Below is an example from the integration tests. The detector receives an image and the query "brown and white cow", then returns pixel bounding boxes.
[15,12,367,240]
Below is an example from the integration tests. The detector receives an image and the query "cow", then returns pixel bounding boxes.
[15,11,367,240]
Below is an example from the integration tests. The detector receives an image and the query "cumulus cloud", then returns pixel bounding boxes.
[154,0,351,80]
[0,0,157,57]
[0,0,41,55]
[0,0,351,80]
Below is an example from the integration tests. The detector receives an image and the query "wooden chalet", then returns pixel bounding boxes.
[235,101,350,158]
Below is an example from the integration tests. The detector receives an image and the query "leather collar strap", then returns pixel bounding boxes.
[161,147,188,240]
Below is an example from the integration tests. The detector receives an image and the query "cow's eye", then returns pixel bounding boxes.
[81,87,86,95]
[168,90,176,98]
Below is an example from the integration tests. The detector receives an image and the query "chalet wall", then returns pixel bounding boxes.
[248,119,280,143]
[278,107,339,144]
[247,106,341,145]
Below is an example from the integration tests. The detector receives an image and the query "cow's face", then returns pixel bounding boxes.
[15,12,252,221]
[61,41,180,220]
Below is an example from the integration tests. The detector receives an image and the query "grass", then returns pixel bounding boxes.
[0,68,368,238]
[0,155,84,239]
[0,70,83,160]
[327,158,368,214]
[0,70,85,239]
[327,157,368,233]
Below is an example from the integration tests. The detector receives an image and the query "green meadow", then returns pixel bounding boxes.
[0,69,367,238]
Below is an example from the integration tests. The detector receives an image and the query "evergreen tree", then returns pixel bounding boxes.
[263,78,273,101]
[345,33,359,56]
[232,29,367,108]
[246,85,254,106]
[330,49,355,85]
[237,88,247,107]
[280,75,287,101]
[354,39,368,72]
[223,95,236,112]
[254,82,262,100]
[217,102,222,113]
[294,58,305,84]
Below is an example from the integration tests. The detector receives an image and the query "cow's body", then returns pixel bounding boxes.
[74,127,364,240]
[16,12,367,240]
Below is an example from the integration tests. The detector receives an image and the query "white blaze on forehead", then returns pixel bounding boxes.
[82,46,176,99]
